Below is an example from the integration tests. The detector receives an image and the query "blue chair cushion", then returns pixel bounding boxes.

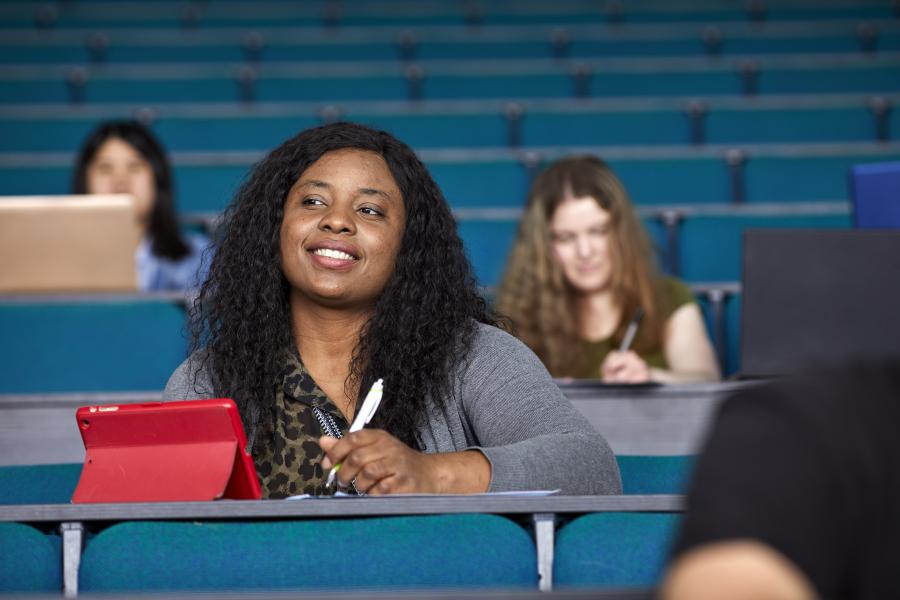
[555,512,680,588]
[615,455,695,495]
[0,463,82,505]
[80,514,537,592]
[0,522,61,592]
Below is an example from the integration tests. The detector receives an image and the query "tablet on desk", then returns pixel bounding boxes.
[71,399,261,503]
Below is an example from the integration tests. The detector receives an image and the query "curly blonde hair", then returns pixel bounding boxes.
[496,155,665,377]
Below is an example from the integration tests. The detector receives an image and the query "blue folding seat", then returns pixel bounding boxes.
[706,106,875,144]
[457,218,519,287]
[423,72,573,100]
[609,157,728,205]
[759,64,900,95]
[589,70,739,97]
[523,108,689,147]
[555,513,680,588]
[615,455,695,495]
[678,212,852,283]
[153,114,319,152]
[851,161,900,228]
[80,515,537,592]
[349,111,509,148]
[746,152,900,203]
[0,463,82,505]
[0,523,61,593]
[0,299,189,393]
[427,159,529,208]
[0,117,99,152]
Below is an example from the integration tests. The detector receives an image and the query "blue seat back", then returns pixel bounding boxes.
[851,161,900,228]
[80,515,536,592]
[555,512,680,588]
[0,463,82,505]
[0,299,189,393]
[0,522,61,593]
[615,455,695,495]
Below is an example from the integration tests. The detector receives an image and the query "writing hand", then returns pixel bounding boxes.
[319,430,489,495]
[601,350,651,383]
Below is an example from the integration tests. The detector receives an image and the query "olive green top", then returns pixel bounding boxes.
[574,277,695,379]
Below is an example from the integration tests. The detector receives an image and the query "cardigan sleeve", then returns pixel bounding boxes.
[459,324,622,495]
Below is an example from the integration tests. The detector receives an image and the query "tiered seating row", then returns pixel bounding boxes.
[0,0,894,28]
[3,53,899,103]
[2,94,898,152]
[0,496,683,595]
[3,143,894,211]
[3,19,900,63]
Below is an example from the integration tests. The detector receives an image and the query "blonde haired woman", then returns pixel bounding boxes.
[497,155,719,384]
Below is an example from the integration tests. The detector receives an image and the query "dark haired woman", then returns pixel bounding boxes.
[163,122,621,498]
[72,120,209,291]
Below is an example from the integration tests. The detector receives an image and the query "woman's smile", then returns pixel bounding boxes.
[306,239,361,270]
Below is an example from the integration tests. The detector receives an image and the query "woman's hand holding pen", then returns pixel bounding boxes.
[601,350,651,383]
[319,430,490,495]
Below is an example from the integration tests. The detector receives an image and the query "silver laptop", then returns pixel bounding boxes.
[0,194,140,293]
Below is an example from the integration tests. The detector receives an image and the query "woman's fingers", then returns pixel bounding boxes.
[319,429,420,491]
[602,350,650,383]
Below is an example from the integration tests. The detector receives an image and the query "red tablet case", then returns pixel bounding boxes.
[71,399,262,503]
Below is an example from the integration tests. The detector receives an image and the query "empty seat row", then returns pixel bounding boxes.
[3,95,897,152]
[2,53,899,104]
[2,0,894,29]
[2,143,895,209]
[0,512,680,594]
[4,19,900,64]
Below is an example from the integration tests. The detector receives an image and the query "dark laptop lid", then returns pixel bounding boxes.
[740,229,900,378]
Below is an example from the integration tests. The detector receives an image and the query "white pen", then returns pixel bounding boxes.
[619,308,645,352]
[325,378,384,489]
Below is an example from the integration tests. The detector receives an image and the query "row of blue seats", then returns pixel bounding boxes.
[3,97,897,152]
[4,21,900,63]
[3,56,898,103]
[2,0,893,28]
[3,145,895,208]
[0,280,736,393]
[0,512,678,593]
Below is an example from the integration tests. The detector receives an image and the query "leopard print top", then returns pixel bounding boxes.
[251,351,352,498]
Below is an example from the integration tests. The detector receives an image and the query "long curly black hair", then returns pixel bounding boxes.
[189,122,496,449]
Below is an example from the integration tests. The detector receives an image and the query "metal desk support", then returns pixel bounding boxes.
[533,513,556,592]
[61,521,84,597]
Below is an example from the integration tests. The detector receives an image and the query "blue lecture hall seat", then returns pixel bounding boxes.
[79,515,537,592]
[0,463,81,505]
[851,161,900,228]
[678,212,853,282]
[554,513,681,588]
[615,455,695,495]
[0,299,189,393]
[0,522,62,593]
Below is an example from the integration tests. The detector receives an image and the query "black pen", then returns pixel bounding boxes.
[619,308,645,352]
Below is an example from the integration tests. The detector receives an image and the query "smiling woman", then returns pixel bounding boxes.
[162,122,621,498]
